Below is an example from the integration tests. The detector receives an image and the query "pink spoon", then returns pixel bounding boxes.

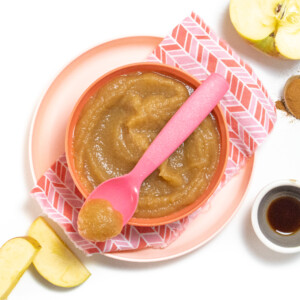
[81,73,229,226]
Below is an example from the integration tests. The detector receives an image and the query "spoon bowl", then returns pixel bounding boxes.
[86,174,140,225]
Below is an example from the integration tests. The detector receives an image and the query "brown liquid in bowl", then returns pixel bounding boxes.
[73,72,221,218]
[267,196,300,235]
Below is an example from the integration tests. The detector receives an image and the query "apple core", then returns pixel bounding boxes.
[230,0,300,59]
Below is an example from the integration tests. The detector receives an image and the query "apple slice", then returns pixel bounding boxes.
[0,237,41,299]
[28,217,90,288]
[230,0,300,59]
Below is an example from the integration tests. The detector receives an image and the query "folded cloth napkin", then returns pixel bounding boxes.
[31,11,277,255]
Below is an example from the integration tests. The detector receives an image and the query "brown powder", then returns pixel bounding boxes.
[276,100,287,112]
[283,76,300,119]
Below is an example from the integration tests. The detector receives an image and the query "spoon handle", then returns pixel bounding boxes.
[130,73,229,184]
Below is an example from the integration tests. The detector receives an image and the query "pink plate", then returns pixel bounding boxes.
[29,36,254,262]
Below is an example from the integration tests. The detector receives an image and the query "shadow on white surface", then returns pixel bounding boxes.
[23,106,44,220]
[242,209,299,263]
[27,264,78,293]
[23,196,44,222]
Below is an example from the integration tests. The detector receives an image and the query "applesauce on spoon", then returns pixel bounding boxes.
[73,72,221,219]
[77,199,123,241]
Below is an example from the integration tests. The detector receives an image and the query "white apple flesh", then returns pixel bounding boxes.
[230,0,300,59]
[28,217,90,288]
[0,237,41,299]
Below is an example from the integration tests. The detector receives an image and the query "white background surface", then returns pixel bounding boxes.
[0,0,300,299]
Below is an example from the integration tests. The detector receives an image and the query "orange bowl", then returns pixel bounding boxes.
[66,62,229,227]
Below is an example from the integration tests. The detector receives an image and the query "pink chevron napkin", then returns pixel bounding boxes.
[31,12,277,255]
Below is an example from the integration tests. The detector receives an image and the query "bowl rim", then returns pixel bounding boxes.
[65,62,229,227]
[251,179,300,254]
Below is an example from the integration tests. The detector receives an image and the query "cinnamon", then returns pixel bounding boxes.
[275,99,286,112]
[283,76,300,119]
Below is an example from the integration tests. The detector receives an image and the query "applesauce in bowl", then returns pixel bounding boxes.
[66,63,229,226]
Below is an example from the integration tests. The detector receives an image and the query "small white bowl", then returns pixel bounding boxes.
[251,179,300,254]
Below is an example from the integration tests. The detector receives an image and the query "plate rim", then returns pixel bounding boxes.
[28,35,255,263]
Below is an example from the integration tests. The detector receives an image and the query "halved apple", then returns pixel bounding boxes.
[0,236,41,299]
[28,217,90,288]
[230,0,300,59]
